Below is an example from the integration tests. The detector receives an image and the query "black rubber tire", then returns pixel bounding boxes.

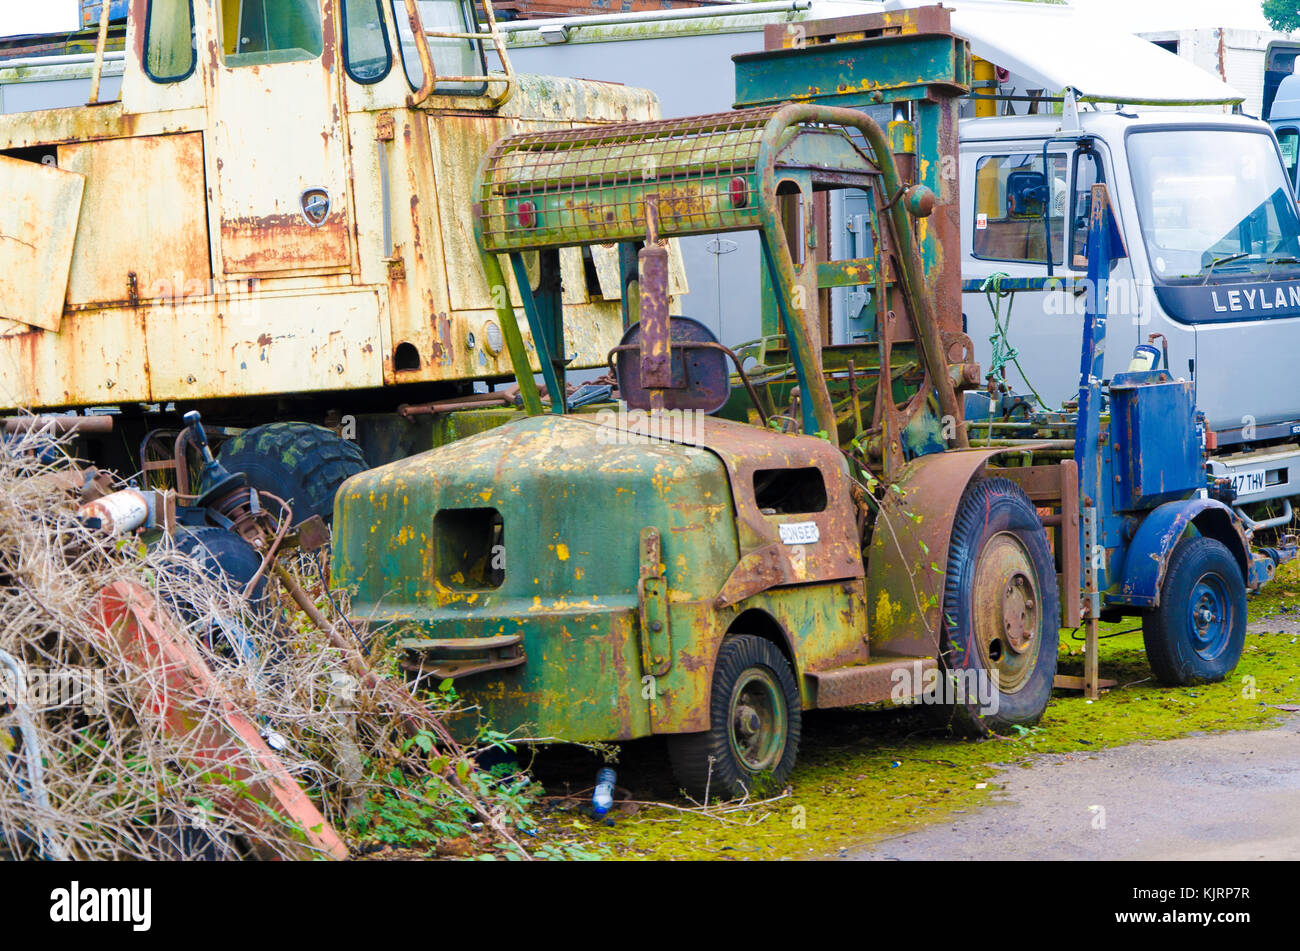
[938,477,1060,736]
[172,527,267,601]
[1142,536,1246,686]
[216,422,366,525]
[166,527,271,658]
[666,635,801,801]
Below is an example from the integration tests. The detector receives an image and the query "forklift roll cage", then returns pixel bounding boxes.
[473,102,968,477]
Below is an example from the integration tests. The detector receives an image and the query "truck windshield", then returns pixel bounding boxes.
[1128,128,1300,284]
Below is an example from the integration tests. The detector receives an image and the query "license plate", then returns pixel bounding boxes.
[1229,467,1266,498]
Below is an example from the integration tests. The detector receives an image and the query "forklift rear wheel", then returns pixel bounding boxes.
[939,477,1060,736]
[666,635,801,801]
[217,422,366,525]
[1141,536,1245,685]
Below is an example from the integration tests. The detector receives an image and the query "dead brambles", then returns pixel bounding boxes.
[0,425,559,860]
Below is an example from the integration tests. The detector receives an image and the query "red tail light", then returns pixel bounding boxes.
[729,176,748,208]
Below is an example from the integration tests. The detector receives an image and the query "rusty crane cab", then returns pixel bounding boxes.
[0,1,657,513]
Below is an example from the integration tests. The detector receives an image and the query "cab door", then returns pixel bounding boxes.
[208,0,353,275]
[960,140,1116,411]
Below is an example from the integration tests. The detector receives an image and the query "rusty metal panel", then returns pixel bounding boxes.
[431,112,529,312]
[558,246,587,306]
[145,288,384,400]
[118,0,206,117]
[209,55,352,275]
[496,73,660,125]
[591,243,623,301]
[808,656,937,708]
[59,133,210,307]
[0,306,149,409]
[866,447,1019,658]
[0,155,84,332]
[584,414,865,588]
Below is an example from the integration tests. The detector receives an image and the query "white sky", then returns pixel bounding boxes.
[1067,0,1276,33]
[0,0,1288,39]
[1,2,80,39]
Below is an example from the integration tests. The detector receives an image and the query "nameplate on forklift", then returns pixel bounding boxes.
[779,522,820,545]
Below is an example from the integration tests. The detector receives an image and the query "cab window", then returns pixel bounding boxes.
[144,0,196,82]
[342,0,393,83]
[392,0,488,96]
[1069,148,1104,268]
[220,0,324,66]
[1277,128,1300,191]
[972,153,1067,265]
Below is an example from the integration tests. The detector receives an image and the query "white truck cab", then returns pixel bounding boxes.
[960,109,1300,522]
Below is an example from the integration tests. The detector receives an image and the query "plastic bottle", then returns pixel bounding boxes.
[592,767,617,818]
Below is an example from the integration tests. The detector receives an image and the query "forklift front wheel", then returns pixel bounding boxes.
[1141,536,1246,686]
[939,477,1060,736]
[666,635,801,802]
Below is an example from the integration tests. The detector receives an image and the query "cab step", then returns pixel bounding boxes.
[805,656,937,709]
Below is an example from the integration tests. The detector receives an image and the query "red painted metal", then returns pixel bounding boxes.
[89,581,348,861]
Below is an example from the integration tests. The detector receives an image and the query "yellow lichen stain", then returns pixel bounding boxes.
[875,590,896,634]
[479,489,493,502]
[556,543,570,561]
[575,567,585,580]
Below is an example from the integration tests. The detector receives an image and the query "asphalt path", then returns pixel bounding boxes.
[845,713,1300,860]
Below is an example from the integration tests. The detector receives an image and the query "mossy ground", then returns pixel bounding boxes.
[531,558,1300,860]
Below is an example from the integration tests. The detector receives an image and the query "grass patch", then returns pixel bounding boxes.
[542,558,1300,860]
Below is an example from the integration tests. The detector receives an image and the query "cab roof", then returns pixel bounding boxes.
[958,109,1271,144]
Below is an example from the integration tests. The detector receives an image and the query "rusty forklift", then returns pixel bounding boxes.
[332,7,1295,799]
[331,13,1087,798]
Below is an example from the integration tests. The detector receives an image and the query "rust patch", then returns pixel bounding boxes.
[221,213,350,274]
[320,0,337,74]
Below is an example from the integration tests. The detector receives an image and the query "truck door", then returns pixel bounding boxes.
[961,141,1120,411]
[208,0,353,275]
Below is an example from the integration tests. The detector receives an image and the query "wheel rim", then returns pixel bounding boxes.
[727,667,786,773]
[1187,571,1232,661]
[969,531,1042,694]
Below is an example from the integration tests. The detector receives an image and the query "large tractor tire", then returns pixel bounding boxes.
[666,635,801,801]
[937,477,1060,736]
[1141,536,1246,686]
[216,422,366,525]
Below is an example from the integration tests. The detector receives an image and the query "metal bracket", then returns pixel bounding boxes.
[637,527,672,676]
